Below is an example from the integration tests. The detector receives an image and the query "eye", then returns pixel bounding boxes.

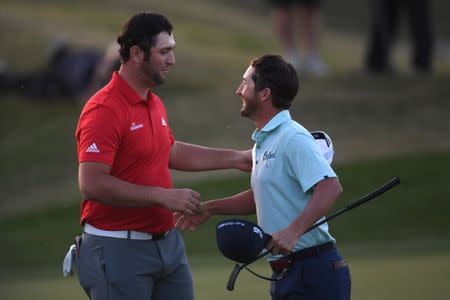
[162,47,175,55]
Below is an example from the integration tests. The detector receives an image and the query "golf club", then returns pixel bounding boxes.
[226,176,401,291]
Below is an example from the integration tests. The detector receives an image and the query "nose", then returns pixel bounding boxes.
[167,51,175,65]
[236,83,243,96]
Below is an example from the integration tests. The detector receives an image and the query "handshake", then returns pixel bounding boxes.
[174,201,210,231]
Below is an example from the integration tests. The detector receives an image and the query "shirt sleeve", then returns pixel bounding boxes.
[286,133,337,192]
[76,103,122,166]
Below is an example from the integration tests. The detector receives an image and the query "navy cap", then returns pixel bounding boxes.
[216,219,272,264]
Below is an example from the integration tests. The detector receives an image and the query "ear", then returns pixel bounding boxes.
[259,87,272,103]
[129,45,144,63]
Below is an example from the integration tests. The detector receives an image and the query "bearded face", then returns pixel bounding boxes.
[236,66,260,118]
[240,92,259,118]
[141,32,176,87]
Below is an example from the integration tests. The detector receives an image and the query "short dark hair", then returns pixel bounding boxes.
[117,12,173,62]
[250,54,299,109]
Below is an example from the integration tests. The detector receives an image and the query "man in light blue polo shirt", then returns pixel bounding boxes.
[176,54,351,300]
[252,109,337,259]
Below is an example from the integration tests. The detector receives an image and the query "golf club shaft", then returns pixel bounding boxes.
[304,177,400,234]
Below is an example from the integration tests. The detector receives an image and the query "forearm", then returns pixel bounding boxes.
[79,162,201,214]
[79,171,165,207]
[204,189,256,215]
[288,178,343,237]
[169,141,251,171]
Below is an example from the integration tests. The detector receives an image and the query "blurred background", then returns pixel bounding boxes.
[0,0,449,299]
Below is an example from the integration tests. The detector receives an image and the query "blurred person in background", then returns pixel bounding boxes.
[267,0,329,77]
[365,0,433,74]
[77,42,121,103]
[176,54,350,300]
[73,12,251,300]
[0,39,120,102]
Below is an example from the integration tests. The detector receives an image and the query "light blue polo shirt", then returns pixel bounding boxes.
[250,110,337,261]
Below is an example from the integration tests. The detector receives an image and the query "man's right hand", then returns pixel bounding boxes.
[174,202,211,230]
[162,188,201,215]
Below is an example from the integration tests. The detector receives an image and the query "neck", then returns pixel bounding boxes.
[118,65,153,100]
[254,108,282,130]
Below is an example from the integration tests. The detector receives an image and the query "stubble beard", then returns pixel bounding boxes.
[240,97,258,118]
[152,72,165,86]
[142,60,166,87]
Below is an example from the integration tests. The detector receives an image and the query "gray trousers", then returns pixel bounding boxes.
[76,229,194,300]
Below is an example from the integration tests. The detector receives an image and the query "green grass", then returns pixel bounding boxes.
[1,1,450,299]
[1,2,450,216]
[199,252,450,300]
[1,152,449,270]
[1,251,449,300]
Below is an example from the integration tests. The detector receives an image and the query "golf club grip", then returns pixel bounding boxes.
[226,264,241,291]
[305,177,400,233]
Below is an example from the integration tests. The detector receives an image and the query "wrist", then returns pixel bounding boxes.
[200,201,212,216]
[235,149,252,171]
[149,186,166,207]
[287,223,303,238]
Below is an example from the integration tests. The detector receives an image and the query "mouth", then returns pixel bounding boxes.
[240,101,246,111]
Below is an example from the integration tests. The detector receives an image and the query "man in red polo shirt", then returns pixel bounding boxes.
[73,12,251,300]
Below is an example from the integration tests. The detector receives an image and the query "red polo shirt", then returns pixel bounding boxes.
[75,72,175,234]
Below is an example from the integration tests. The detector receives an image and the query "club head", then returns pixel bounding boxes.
[226,264,242,291]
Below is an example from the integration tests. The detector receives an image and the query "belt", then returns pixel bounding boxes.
[269,242,335,273]
[84,223,168,241]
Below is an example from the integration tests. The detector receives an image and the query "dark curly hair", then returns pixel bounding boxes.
[117,12,173,62]
[250,54,299,109]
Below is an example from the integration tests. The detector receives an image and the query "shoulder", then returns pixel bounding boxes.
[151,93,166,107]
[79,88,125,127]
[277,122,318,157]
[84,82,128,114]
[150,92,169,115]
[277,120,311,144]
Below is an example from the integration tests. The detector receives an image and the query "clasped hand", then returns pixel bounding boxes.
[174,203,210,231]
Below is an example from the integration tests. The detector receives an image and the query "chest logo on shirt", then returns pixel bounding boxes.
[161,117,167,126]
[130,122,144,131]
[262,150,277,168]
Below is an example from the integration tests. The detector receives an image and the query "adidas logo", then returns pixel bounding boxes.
[161,117,167,126]
[86,143,100,153]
